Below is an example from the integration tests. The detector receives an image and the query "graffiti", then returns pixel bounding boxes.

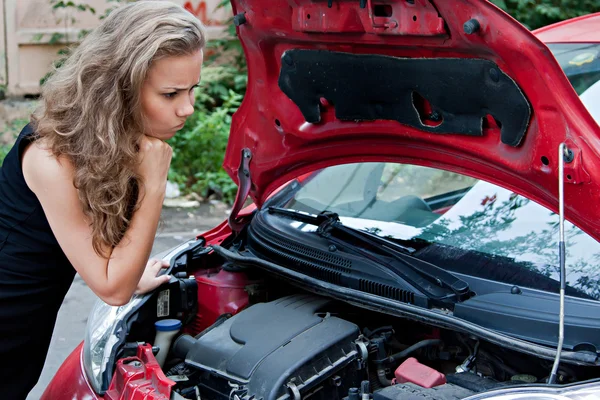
[183,1,223,26]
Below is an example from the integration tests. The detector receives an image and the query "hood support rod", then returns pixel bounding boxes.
[548,143,569,384]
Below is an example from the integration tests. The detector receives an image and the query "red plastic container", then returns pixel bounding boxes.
[394,357,446,388]
[187,267,260,334]
[106,344,173,400]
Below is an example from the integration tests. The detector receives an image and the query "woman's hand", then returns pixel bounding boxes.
[135,258,171,295]
[137,135,173,195]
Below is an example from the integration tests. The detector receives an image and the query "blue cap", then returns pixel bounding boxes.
[155,319,182,332]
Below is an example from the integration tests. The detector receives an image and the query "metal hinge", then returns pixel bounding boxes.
[228,148,253,233]
[562,140,590,185]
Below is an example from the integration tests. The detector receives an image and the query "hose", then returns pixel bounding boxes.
[384,339,443,364]
[369,368,383,391]
[364,325,394,338]
[165,361,188,377]
[377,367,393,387]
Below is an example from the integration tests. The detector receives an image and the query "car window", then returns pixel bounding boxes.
[548,43,600,96]
[581,79,600,122]
[284,163,600,301]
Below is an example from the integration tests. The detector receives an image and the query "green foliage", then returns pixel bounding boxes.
[0,145,11,166]
[166,0,247,203]
[40,48,72,86]
[490,0,600,30]
[49,0,96,41]
[0,119,30,166]
[101,0,135,20]
[205,0,246,69]
[167,66,246,203]
[39,0,99,85]
[51,0,96,14]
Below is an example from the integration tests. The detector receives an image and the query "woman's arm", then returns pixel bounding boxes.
[23,136,172,306]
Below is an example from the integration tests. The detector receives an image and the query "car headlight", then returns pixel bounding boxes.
[83,294,145,392]
[465,380,600,400]
[82,241,196,393]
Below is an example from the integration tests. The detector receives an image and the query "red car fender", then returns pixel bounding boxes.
[41,344,175,400]
[40,342,100,400]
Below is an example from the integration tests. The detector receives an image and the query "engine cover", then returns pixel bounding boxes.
[183,295,362,400]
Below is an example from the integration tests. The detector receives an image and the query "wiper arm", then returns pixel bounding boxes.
[374,238,470,299]
[267,207,417,254]
[268,207,471,301]
[319,212,470,299]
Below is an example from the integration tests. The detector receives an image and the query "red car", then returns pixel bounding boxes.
[42,2,600,400]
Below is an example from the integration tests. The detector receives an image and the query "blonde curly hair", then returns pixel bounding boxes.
[31,0,206,256]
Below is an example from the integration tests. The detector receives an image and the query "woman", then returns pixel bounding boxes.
[0,1,205,398]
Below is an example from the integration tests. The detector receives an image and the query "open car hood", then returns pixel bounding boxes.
[223,0,600,241]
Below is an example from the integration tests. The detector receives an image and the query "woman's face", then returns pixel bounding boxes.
[140,49,203,140]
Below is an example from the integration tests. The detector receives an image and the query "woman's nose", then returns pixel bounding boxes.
[176,96,194,118]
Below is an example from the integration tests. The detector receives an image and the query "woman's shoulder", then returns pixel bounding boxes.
[22,140,75,194]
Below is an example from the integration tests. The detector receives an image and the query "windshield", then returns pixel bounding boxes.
[281,163,600,301]
[548,43,600,95]
[548,43,600,121]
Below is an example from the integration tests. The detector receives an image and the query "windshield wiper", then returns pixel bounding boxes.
[268,207,471,302]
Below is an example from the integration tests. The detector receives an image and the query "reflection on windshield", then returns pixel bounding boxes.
[548,43,600,96]
[418,181,600,299]
[548,43,600,125]
[284,163,600,300]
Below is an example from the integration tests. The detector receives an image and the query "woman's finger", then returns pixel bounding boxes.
[148,259,164,275]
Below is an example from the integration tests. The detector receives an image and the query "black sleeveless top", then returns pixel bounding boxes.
[0,124,75,398]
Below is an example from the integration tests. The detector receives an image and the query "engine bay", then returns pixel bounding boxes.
[108,238,600,400]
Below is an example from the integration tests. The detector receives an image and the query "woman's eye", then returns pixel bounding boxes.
[164,92,178,99]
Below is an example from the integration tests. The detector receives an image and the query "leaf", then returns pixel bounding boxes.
[48,32,65,44]
[491,0,509,10]
[78,29,91,39]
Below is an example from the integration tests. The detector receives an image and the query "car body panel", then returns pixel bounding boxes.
[223,0,600,241]
[41,343,99,400]
[533,12,600,43]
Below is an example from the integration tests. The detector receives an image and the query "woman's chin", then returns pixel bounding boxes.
[145,130,177,141]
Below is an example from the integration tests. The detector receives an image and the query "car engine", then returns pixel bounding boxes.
[170,295,365,400]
